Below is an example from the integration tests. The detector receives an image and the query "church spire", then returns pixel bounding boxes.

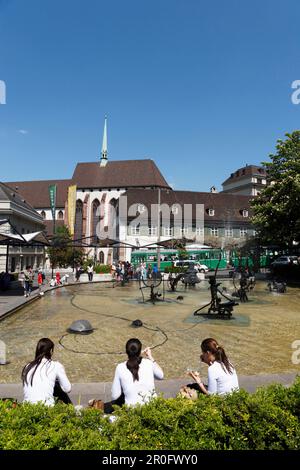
[100,116,108,167]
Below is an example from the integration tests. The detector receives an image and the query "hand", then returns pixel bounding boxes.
[143,347,154,361]
[187,370,201,383]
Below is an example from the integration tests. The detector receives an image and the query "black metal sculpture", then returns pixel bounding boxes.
[139,273,165,304]
[194,256,238,318]
[167,263,200,292]
[267,279,287,293]
[167,272,184,291]
[231,269,256,303]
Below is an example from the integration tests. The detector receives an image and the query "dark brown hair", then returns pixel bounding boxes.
[201,337,233,374]
[21,338,54,386]
[126,338,142,381]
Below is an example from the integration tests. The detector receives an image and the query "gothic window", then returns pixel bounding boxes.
[91,199,100,239]
[99,251,105,264]
[58,210,64,220]
[41,211,46,219]
[74,200,83,240]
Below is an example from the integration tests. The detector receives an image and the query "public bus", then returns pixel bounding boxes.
[131,247,227,271]
[131,247,272,272]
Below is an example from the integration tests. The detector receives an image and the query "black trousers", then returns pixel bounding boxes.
[104,393,125,414]
[54,380,72,404]
[186,382,208,394]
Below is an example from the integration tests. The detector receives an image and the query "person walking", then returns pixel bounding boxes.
[22,338,72,406]
[87,264,94,282]
[75,266,81,282]
[23,266,31,297]
[37,270,43,294]
[55,271,61,286]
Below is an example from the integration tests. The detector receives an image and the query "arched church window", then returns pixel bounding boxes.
[99,251,105,264]
[74,200,83,241]
[92,199,100,239]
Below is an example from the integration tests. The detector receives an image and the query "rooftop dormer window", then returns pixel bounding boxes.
[171,205,179,215]
[208,208,215,216]
[137,204,145,213]
[242,209,248,218]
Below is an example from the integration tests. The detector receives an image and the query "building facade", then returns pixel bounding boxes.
[222,165,267,196]
[0,182,46,273]
[5,121,257,266]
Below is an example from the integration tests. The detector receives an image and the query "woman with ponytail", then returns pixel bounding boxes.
[22,338,72,406]
[187,338,239,395]
[111,338,164,407]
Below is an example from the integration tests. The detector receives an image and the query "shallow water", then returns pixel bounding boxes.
[1,280,300,383]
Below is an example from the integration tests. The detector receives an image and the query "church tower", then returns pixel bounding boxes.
[100,116,108,167]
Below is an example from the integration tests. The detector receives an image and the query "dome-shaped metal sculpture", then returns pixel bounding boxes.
[67,319,94,334]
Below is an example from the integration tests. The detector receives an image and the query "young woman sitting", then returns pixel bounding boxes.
[187,337,239,396]
[105,338,164,413]
[22,338,72,406]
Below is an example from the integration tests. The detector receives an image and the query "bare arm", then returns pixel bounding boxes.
[143,347,164,379]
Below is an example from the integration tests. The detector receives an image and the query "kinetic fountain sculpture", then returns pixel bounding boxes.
[67,319,94,334]
[267,279,287,293]
[194,257,238,318]
[167,263,200,292]
[232,269,256,303]
[139,272,165,304]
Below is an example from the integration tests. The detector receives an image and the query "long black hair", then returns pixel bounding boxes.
[126,338,142,381]
[21,338,54,386]
[201,337,234,374]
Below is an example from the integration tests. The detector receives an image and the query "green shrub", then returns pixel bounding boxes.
[164,267,187,274]
[1,378,300,450]
[94,264,111,274]
[81,261,111,274]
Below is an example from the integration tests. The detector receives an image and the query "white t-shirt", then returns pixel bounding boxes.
[23,358,71,406]
[111,358,164,406]
[207,361,239,395]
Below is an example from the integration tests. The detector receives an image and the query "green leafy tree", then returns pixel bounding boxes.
[47,225,84,268]
[251,131,300,247]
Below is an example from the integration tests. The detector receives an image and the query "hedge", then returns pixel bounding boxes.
[1,378,300,450]
[163,267,188,274]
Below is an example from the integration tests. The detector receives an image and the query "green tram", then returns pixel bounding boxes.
[131,248,227,271]
[131,248,272,271]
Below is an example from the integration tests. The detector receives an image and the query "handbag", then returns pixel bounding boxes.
[88,399,104,410]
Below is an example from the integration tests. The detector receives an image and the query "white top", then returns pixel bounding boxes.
[207,361,239,395]
[23,358,71,406]
[111,358,164,406]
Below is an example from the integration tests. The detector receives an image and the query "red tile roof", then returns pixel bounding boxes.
[72,160,170,189]
[43,219,65,237]
[5,180,72,208]
[123,189,253,223]
[222,165,266,186]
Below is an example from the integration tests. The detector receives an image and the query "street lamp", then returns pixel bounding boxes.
[157,188,161,271]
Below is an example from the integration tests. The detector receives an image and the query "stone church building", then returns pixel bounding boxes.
[5,119,256,265]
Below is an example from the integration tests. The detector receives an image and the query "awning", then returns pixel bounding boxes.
[67,235,137,249]
[0,231,50,246]
[139,238,195,249]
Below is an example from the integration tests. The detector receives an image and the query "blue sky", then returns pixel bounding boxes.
[1,0,300,191]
